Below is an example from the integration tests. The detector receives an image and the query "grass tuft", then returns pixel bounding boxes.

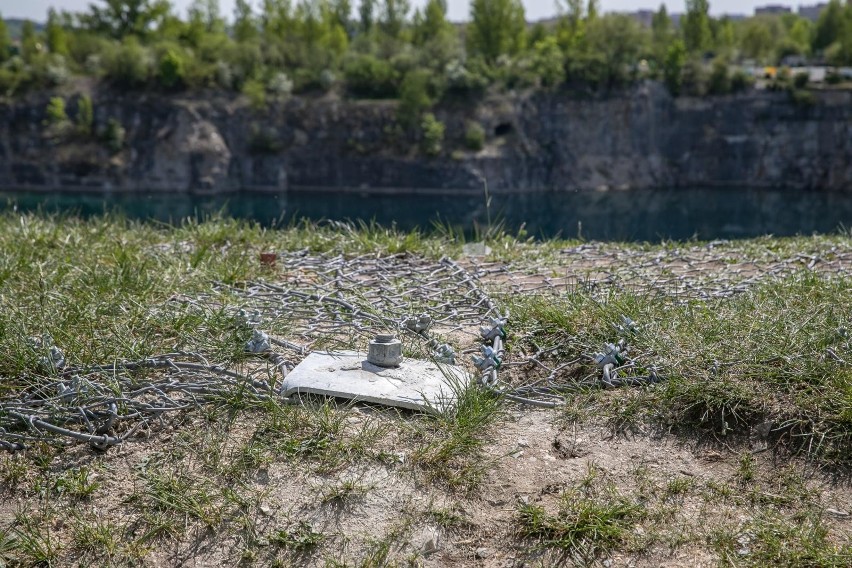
[517,464,644,560]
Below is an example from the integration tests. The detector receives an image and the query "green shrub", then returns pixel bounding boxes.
[707,58,731,95]
[76,95,94,136]
[267,71,293,101]
[464,121,485,151]
[40,54,70,86]
[45,96,68,125]
[663,40,686,96]
[793,71,809,89]
[397,69,433,128]
[681,58,708,96]
[106,37,150,88]
[343,54,399,98]
[531,36,565,88]
[319,69,336,91]
[103,118,125,153]
[158,49,185,90]
[730,69,754,93]
[444,58,489,95]
[495,54,538,90]
[242,78,266,110]
[421,112,444,157]
[248,123,282,154]
[44,96,72,140]
[0,67,22,95]
[790,88,815,107]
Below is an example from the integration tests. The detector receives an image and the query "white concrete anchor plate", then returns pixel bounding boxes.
[281,351,467,411]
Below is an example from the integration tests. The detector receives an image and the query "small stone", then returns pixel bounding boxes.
[602,560,613,567]
[737,547,750,556]
[259,504,272,516]
[475,547,494,559]
[417,527,440,556]
[423,538,439,556]
[517,438,529,448]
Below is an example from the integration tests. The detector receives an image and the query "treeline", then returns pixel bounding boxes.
[1,0,852,103]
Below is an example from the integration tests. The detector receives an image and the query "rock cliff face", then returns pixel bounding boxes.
[1,83,851,194]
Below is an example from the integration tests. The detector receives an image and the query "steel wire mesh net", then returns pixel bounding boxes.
[1,253,503,450]
[3,241,848,450]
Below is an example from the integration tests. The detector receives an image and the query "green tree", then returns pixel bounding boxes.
[234,0,258,41]
[411,0,457,67]
[555,0,590,53]
[397,68,433,127]
[787,18,813,56]
[663,39,686,95]
[186,0,226,46]
[683,0,711,54]
[359,0,376,33]
[713,17,736,54]
[262,0,295,40]
[46,9,69,56]
[532,35,565,87]
[651,4,671,43]
[412,0,451,45]
[651,4,673,64]
[583,14,646,87]
[21,20,39,63]
[0,13,10,62]
[586,0,599,21]
[467,0,526,62]
[158,48,185,89]
[380,0,410,39]
[813,0,844,51]
[81,0,171,39]
[740,17,776,63]
[327,0,352,36]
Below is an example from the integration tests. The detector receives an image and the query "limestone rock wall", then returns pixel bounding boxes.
[0,83,850,194]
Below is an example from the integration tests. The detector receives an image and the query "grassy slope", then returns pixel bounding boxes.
[0,213,849,566]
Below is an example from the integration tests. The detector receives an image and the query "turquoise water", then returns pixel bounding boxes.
[2,187,851,242]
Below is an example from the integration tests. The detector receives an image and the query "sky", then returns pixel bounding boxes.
[2,0,815,23]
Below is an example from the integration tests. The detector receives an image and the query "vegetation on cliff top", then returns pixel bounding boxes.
[2,0,852,107]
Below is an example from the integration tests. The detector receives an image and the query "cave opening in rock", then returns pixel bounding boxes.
[494,123,512,137]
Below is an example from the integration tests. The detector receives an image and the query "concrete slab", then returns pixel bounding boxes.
[281,351,467,411]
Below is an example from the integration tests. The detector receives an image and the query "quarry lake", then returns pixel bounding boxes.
[3,186,852,242]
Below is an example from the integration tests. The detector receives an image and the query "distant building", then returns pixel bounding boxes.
[755,5,793,15]
[628,10,655,27]
[798,3,827,21]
